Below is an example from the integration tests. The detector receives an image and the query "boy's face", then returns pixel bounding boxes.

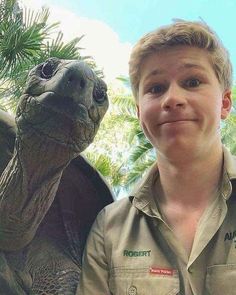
[137,46,231,160]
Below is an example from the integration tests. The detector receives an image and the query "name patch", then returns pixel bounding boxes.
[123,250,151,257]
[149,267,175,276]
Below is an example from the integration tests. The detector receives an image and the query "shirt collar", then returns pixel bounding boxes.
[131,162,162,218]
[221,145,236,200]
[131,145,236,213]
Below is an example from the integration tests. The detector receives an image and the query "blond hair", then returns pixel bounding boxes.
[129,20,233,100]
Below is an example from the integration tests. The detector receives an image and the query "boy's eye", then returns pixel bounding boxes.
[149,84,166,94]
[185,78,201,88]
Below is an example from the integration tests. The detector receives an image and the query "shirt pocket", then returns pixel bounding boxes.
[109,267,180,295]
[206,264,236,295]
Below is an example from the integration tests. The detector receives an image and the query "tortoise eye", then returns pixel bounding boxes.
[41,61,55,79]
[93,86,107,104]
[93,79,108,104]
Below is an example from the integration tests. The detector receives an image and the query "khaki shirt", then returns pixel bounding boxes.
[78,146,236,295]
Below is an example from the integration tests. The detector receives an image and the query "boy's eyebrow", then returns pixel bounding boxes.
[180,63,206,71]
[142,69,164,82]
[142,63,206,82]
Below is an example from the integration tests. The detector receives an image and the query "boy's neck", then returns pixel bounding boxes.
[156,144,224,207]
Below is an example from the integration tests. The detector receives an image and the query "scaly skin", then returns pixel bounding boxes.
[0,58,113,294]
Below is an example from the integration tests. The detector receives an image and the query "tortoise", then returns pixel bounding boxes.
[0,58,114,294]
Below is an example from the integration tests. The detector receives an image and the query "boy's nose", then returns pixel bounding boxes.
[162,83,186,110]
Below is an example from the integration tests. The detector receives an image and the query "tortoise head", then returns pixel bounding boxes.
[16,58,109,154]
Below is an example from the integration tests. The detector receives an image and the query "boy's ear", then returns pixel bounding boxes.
[221,90,232,120]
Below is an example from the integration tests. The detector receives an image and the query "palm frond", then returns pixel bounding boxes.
[116,76,132,89]
[41,32,87,62]
[0,1,98,108]
[83,151,125,197]
[83,152,112,177]
[124,159,155,188]
[128,142,154,163]
[111,94,136,116]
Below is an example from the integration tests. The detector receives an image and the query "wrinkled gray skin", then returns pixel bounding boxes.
[0,58,113,294]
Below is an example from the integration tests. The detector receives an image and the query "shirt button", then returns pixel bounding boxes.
[128,285,137,295]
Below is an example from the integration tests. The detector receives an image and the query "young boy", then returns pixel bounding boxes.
[78,20,235,295]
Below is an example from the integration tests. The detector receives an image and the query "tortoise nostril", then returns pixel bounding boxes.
[80,78,86,89]
[68,75,74,83]
[67,75,86,89]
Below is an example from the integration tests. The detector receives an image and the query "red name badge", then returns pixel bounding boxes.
[149,267,175,276]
